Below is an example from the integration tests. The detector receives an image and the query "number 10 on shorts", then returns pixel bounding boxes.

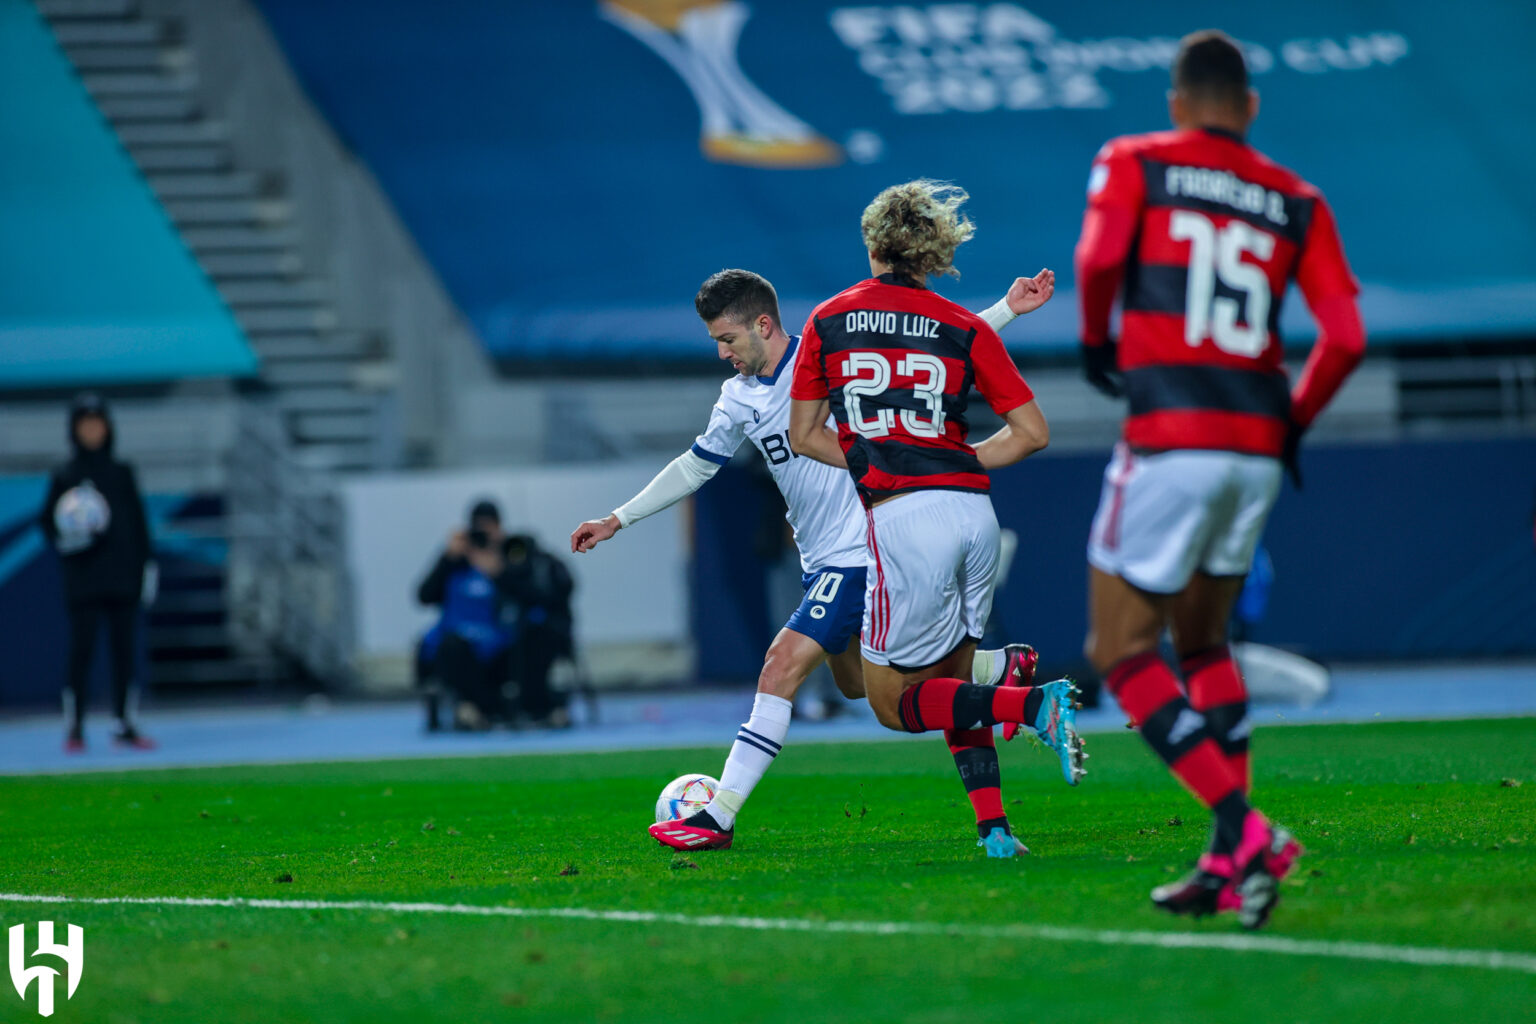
[807,571,844,619]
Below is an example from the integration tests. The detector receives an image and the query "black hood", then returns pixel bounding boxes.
[68,391,115,457]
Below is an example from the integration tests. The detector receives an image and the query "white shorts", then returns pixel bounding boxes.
[1087,443,1282,595]
[863,490,1000,669]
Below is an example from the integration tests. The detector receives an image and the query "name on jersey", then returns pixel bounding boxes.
[760,430,797,466]
[844,310,940,338]
[1164,165,1290,228]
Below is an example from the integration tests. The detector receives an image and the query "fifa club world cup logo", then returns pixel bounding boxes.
[600,0,842,167]
[9,923,84,1018]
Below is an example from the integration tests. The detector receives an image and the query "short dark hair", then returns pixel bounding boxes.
[695,269,781,328]
[1172,30,1249,111]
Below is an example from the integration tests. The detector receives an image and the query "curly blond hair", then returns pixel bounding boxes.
[860,180,975,282]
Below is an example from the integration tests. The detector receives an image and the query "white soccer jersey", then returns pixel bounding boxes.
[692,336,867,573]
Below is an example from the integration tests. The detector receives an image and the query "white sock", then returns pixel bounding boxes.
[971,648,1006,686]
[704,692,792,830]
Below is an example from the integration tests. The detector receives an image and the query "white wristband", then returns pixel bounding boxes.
[980,297,1018,331]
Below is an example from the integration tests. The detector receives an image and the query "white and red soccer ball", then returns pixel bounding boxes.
[654,774,719,823]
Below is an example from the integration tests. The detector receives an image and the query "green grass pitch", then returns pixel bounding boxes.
[0,718,1532,1023]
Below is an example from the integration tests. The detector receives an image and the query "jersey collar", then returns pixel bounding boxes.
[875,272,925,289]
[1199,125,1248,145]
[756,334,799,384]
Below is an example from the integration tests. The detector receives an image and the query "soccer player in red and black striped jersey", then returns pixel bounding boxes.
[791,181,1087,855]
[1075,30,1365,927]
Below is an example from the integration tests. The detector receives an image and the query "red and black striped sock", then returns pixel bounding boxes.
[1182,645,1251,795]
[897,678,1044,733]
[1107,651,1250,850]
[944,727,1007,837]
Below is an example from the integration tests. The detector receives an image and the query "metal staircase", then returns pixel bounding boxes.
[33,0,371,693]
[39,0,395,474]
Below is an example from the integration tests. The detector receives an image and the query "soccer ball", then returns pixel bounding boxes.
[54,484,111,543]
[654,774,719,823]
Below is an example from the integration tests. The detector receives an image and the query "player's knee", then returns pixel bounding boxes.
[1085,630,1133,675]
[1084,631,1111,674]
[756,660,804,701]
[833,672,865,700]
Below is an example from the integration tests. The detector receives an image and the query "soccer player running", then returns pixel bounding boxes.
[572,267,1082,856]
[1074,30,1365,928]
[788,179,1087,843]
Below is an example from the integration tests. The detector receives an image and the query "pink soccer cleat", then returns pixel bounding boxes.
[998,644,1038,742]
[1154,818,1304,926]
[1230,814,1304,930]
[649,812,734,851]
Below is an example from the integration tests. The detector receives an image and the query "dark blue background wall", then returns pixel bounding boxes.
[693,437,1536,681]
[253,0,1536,359]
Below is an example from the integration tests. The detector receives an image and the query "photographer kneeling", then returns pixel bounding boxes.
[416,500,516,730]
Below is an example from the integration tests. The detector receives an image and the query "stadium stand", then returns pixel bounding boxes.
[2,0,1532,704]
[251,0,1536,361]
[0,0,253,388]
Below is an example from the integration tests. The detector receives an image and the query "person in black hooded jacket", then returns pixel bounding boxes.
[38,393,156,752]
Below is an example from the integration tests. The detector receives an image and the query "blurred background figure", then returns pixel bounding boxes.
[38,393,156,753]
[1230,546,1330,708]
[498,533,576,728]
[1231,547,1275,644]
[416,500,515,730]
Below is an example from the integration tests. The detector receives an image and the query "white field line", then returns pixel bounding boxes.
[2,893,1534,975]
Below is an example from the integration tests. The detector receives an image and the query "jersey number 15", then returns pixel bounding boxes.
[1169,209,1276,359]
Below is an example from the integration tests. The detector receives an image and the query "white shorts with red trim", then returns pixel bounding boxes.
[1087,442,1282,595]
[862,490,1000,669]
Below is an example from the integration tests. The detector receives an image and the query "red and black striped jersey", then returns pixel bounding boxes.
[790,274,1035,504]
[1078,127,1360,457]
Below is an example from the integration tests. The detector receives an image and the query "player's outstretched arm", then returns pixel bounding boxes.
[570,448,725,554]
[789,397,847,468]
[979,268,1055,330]
[973,400,1049,470]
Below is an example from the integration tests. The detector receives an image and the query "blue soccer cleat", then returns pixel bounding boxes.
[1032,679,1087,786]
[978,826,1029,858]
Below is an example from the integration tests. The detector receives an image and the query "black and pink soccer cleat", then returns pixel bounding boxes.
[649,811,734,851]
[998,644,1038,743]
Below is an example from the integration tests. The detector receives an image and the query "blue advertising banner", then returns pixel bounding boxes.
[256,1,1536,360]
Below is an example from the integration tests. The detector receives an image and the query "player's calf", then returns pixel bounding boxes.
[945,726,1010,842]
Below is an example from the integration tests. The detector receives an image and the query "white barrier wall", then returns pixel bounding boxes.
[339,461,687,668]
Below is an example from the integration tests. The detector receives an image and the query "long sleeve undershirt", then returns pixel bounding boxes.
[613,449,722,528]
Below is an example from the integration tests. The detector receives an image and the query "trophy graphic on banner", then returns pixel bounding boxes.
[600,0,842,168]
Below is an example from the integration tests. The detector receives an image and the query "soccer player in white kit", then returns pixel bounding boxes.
[571,269,1082,855]
[789,182,1086,817]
